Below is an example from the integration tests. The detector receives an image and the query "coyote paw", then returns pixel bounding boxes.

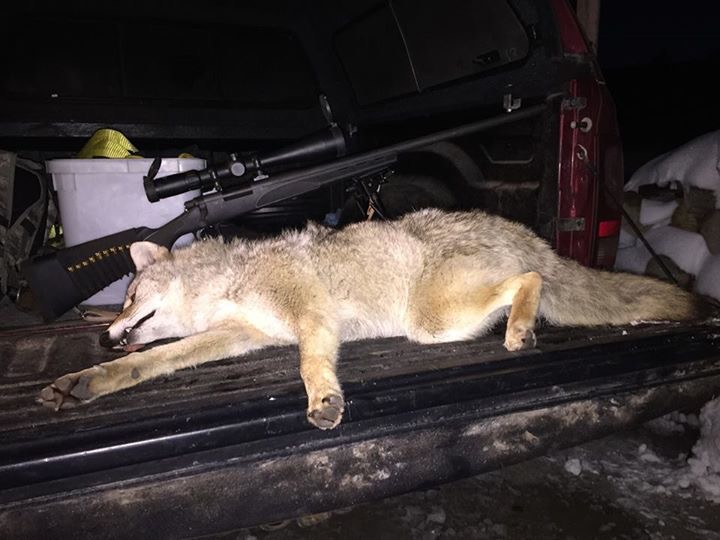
[307,393,345,430]
[504,326,537,352]
[37,366,106,411]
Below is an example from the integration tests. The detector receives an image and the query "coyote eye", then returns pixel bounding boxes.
[121,310,156,345]
[133,310,156,329]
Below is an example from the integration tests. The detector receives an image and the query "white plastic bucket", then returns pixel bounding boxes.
[47,158,205,305]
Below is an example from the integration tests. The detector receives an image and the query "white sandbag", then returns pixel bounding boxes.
[644,226,711,277]
[639,198,679,227]
[695,254,720,302]
[615,244,652,274]
[701,210,720,254]
[619,224,638,248]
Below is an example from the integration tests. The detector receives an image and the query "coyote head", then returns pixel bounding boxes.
[100,242,190,351]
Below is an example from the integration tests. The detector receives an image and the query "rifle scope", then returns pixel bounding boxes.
[143,126,347,202]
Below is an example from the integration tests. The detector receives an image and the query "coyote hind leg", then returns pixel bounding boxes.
[503,271,542,351]
[407,270,543,351]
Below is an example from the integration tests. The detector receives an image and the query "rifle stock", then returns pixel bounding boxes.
[22,228,149,320]
[21,207,201,320]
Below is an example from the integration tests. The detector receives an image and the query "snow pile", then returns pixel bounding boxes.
[684,397,720,501]
[616,131,720,301]
[625,130,720,207]
[562,397,720,504]
[645,410,699,435]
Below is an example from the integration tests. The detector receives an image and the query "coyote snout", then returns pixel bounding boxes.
[98,331,114,349]
[100,308,159,351]
[99,328,148,352]
[38,209,707,428]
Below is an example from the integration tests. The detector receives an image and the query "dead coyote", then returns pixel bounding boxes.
[38,209,706,429]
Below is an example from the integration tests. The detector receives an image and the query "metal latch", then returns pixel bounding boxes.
[503,94,522,112]
[557,218,586,232]
[571,117,593,133]
[561,96,587,111]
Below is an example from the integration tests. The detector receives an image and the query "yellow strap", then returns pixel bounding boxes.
[76,128,142,159]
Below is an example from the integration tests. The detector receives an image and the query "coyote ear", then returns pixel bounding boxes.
[130,241,172,271]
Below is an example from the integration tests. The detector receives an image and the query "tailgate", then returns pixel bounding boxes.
[1,320,720,537]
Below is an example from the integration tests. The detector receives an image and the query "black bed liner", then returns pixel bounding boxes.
[1,320,720,538]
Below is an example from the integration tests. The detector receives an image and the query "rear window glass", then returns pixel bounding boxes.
[335,0,530,105]
[1,16,318,108]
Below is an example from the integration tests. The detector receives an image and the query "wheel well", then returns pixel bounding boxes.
[337,142,485,225]
[395,141,486,207]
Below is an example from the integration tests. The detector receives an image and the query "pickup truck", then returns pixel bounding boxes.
[1,0,719,537]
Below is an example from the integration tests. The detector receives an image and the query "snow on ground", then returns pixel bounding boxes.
[565,398,720,503]
[555,398,720,538]
[686,398,720,501]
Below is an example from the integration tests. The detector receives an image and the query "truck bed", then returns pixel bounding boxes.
[1,317,719,538]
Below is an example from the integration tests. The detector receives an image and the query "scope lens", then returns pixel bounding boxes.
[144,170,203,202]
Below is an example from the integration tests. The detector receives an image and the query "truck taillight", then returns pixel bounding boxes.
[594,235,620,270]
[595,219,621,270]
[594,141,624,270]
[598,219,620,237]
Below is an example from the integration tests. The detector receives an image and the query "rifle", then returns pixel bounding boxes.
[22,104,547,320]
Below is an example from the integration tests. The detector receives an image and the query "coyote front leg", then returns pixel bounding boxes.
[38,328,272,410]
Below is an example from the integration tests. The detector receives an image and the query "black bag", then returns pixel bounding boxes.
[0,150,57,298]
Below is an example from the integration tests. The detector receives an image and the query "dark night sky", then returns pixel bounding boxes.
[598,1,720,68]
[594,1,720,174]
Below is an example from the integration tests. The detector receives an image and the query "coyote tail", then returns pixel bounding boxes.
[539,258,710,326]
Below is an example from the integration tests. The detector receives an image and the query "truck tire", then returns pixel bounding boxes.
[339,173,457,225]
